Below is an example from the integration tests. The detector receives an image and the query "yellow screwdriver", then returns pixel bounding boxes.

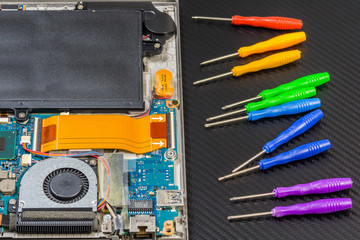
[200,32,306,65]
[193,50,301,85]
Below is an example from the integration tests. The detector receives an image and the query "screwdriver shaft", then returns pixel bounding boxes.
[222,96,262,110]
[218,165,259,181]
[200,52,239,66]
[206,108,246,122]
[228,211,273,220]
[230,192,274,202]
[192,16,232,21]
[193,72,233,85]
[232,150,266,172]
[205,115,248,128]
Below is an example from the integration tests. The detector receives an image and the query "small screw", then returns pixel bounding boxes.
[18,112,26,119]
[89,159,97,166]
[154,43,161,49]
[9,199,16,205]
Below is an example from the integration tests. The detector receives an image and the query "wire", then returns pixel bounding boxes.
[22,143,111,211]
[133,90,155,118]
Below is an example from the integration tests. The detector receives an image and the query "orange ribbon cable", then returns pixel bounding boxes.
[40,114,168,154]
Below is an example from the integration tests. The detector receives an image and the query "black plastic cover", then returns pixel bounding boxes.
[0,10,143,112]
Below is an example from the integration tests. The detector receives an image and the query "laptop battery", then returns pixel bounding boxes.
[0,10,144,112]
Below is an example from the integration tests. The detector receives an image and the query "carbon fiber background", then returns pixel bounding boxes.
[180,0,360,239]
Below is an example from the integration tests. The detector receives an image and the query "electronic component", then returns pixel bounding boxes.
[0,118,10,124]
[17,157,97,233]
[0,131,16,159]
[0,171,8,180]
[20,136,31,144]
[155,69,174,99]
[32,118,41,151]
[129,199,153,212]
[0,179,15,195]
[40,114,168,154]
[98,153,128,208]
[129,215,156,240]
[161,220,174,236]
[156,190,183,207]
[0,200,4,207]
[101,215,113,233]
[20,154,31,166]
[168,112,176,149]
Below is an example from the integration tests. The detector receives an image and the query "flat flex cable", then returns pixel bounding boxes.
[40,114,168,154]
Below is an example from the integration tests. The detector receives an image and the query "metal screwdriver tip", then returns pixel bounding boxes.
[228,211,273,220]
[193,72,233,85]
[218,165,260,181]
[230,192,274,202]
[200,53,239,66]
[192,16,232,22]
[206,108,246,122]
[232,150,266,173]
[205,115,248,128]
[222,96,262,110]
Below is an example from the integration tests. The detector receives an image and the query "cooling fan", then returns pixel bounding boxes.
[43,168,90,204]
[15,157,98,233]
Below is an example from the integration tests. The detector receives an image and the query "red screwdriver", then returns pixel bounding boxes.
[192,15,303,30]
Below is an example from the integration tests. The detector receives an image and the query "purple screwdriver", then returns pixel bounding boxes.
[230,178,353,202]
[228,198,352,220]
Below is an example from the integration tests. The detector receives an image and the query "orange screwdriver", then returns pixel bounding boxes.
[193,50,301,85]
[200,32,306,65]
[192,15,303,30]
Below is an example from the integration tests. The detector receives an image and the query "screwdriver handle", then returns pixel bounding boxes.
[274,178,353,198]
[259,139,331,170]
[231,50,301,77]
[272,198,352,217]
[263,109,323,153]
[245,87,316,112]
[260,72,330,99]
[238,32,306,58]
[247,98,321,121]
[232,15,303,30]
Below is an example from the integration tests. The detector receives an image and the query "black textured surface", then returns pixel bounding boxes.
[0,10,143,110]
[180,0,360,239]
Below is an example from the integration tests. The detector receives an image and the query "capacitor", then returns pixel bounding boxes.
[155,69,174,99]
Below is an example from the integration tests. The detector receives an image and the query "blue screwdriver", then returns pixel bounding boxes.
[232,109,324,172]
[205,98,321,128]
[218,139,331,181]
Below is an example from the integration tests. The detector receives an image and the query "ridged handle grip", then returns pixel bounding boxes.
[274,178,353,198]
[232,16,303,30]
[238,32,306,58]
[231,50,301,77]
[246,87,316,112]
[247,98,321,122]
[260,72,330,99]
[272,198,352,217]
[263,109,323,153]
[259,139,331,170]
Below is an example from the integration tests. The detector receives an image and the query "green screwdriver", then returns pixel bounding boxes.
[222,72,330,110]
[207,87,316,122]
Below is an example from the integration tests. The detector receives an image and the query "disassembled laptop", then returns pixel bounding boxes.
[0,1,187,239]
